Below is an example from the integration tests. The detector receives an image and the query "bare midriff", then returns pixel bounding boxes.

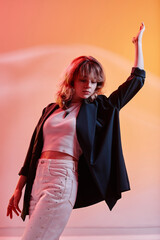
[40,151,78,161]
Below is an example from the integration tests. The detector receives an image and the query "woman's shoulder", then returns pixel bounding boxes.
[42,102,57,115]
[97,94,107,101]
[96,94,120,111]
[45,102,56,108]
[96,94,109,105]
[96,94,112,109]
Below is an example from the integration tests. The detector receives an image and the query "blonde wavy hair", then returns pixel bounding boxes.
[56,56,105,109]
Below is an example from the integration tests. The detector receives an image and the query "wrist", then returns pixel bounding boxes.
[134,41,142,47]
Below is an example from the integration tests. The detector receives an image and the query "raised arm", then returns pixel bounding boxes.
[132,22,145,70]
[107,23,146,110]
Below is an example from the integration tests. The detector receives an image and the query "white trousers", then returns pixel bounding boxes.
[21,158,78,240]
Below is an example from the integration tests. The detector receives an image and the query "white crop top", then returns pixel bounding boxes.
[42,103,82,160]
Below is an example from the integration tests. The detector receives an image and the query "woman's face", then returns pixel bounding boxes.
[71,72,97,103]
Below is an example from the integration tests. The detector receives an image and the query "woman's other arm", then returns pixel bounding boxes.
[7,175,27,219]
[107,23,146,109]
[132,22,145,70]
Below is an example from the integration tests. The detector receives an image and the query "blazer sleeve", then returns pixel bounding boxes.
[18,106,47,177]
[108,67,146,110]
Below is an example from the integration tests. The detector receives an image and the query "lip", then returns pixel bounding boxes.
[83,90,91,94]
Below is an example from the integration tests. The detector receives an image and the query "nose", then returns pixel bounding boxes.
[85,80,91,88]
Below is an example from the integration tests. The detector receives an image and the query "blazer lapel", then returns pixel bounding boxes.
[76,100,98,165]
[35,103,59,138]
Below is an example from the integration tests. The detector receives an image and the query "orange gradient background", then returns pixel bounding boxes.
[0,0,160,237]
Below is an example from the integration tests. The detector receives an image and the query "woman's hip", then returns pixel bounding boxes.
[30,158,78,208]
[35,158,78,179]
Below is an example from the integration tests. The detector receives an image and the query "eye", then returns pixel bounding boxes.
[80,79,86,83]
[92,81,97,84]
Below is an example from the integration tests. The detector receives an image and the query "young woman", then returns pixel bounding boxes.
[7,23,146,240]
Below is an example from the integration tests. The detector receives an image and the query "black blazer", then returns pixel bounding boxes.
[19,67,145,220]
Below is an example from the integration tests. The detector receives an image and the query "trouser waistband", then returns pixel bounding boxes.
[38,158,78,171]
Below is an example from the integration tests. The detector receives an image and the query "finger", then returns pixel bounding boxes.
[132,37,137,44]
[14,199,21,213]
[14,203,21,213]
[10,210,13,219]
[8,199,14,209]
[17,205,21,213]
[7,205,13,219]
[12,207,20,216]
[7,204,19,218]
[7,207,11,217]
[140,22,145,31]
[7,204,12,216]
[6,208,9,216]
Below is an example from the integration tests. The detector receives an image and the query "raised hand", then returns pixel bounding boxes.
[132,22,145,69]
[132,22,145,44]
